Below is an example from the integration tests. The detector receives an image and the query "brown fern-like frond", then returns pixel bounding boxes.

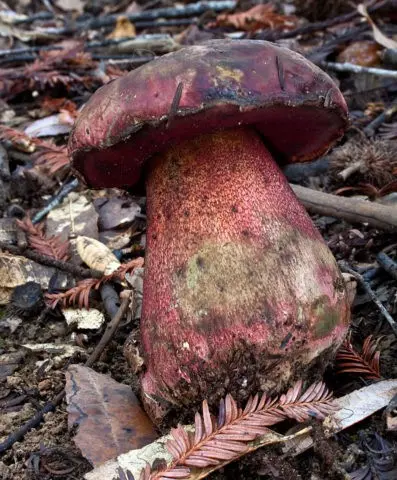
[46,278,100,309]
[33,144,70,175]
[0,124,39,152]
[111,258,145,281]
[17,217,70,261]
[127,380,336,479]
[46,257,144,309]
[336,335,381,380]
[0,124,70,175]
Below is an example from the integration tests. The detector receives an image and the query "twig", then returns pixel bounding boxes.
[85,292,131,367]
[338,161,363,181]
[100,283,121,318]
[0,293,131,454]
[29,1,235,36]
[92,54,154,64]
[105,34,180,54]
[307,24,369,64]
[0,241,103,279]
[0,33,181,66]
[291,184,397,231]
[363,101,397,136]
[339,262,397,336]
[12,11,53,24]
[322,61,397,78]
[377,252,397,281]
[79,1,236,29]
[0,45,63,58]
[134,18,195,29]
[32,178,79,224]
[0,389,66,454]
[257,0,392,41]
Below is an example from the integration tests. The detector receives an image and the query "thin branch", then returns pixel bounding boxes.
[322,61,397,78]
[45,258,144,309]
[32,178,79,224]
[0,293,131,454]
[339,262,397,336]
[0,241,103,279]
[291,184,397,231]
[376,252,397,281]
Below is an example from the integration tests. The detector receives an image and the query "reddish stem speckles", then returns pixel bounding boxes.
[138,127,349,422]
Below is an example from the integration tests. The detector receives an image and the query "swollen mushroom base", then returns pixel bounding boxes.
[135,127,350,423]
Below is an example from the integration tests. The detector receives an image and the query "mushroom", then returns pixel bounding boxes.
[69,40,350,423]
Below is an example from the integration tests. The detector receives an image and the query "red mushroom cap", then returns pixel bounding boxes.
[69,39,348,188]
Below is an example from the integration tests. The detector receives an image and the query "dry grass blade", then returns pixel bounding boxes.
[17,217,70,261]
[336,335,381,380]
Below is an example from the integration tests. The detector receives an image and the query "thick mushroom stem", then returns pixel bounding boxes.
[138,127,349,422]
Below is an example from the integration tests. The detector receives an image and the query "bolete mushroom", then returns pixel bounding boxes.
[69,40,350,423]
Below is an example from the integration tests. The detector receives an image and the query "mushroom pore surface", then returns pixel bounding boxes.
[136,126,349,423]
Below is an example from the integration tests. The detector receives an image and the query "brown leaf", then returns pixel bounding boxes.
[108,16,136,39]
[357,4,397,49]
[210,4,299,32]
[65,365,158,466]
[0,40,97,99]
[337,41,381,67]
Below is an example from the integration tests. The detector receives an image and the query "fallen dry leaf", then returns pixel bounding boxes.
[76,236,120,275]
[358,3,397,49]
[65,365,158,466]
[211,4,299,32]
[97,197,141,231]
[337,41,381,67]
[54,0,84,13]
[0,252,69,304]
[107,16,136,39]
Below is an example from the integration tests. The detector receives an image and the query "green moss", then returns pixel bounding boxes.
[312,297,340,338]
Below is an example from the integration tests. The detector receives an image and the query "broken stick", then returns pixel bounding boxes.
[291,184,397,231]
